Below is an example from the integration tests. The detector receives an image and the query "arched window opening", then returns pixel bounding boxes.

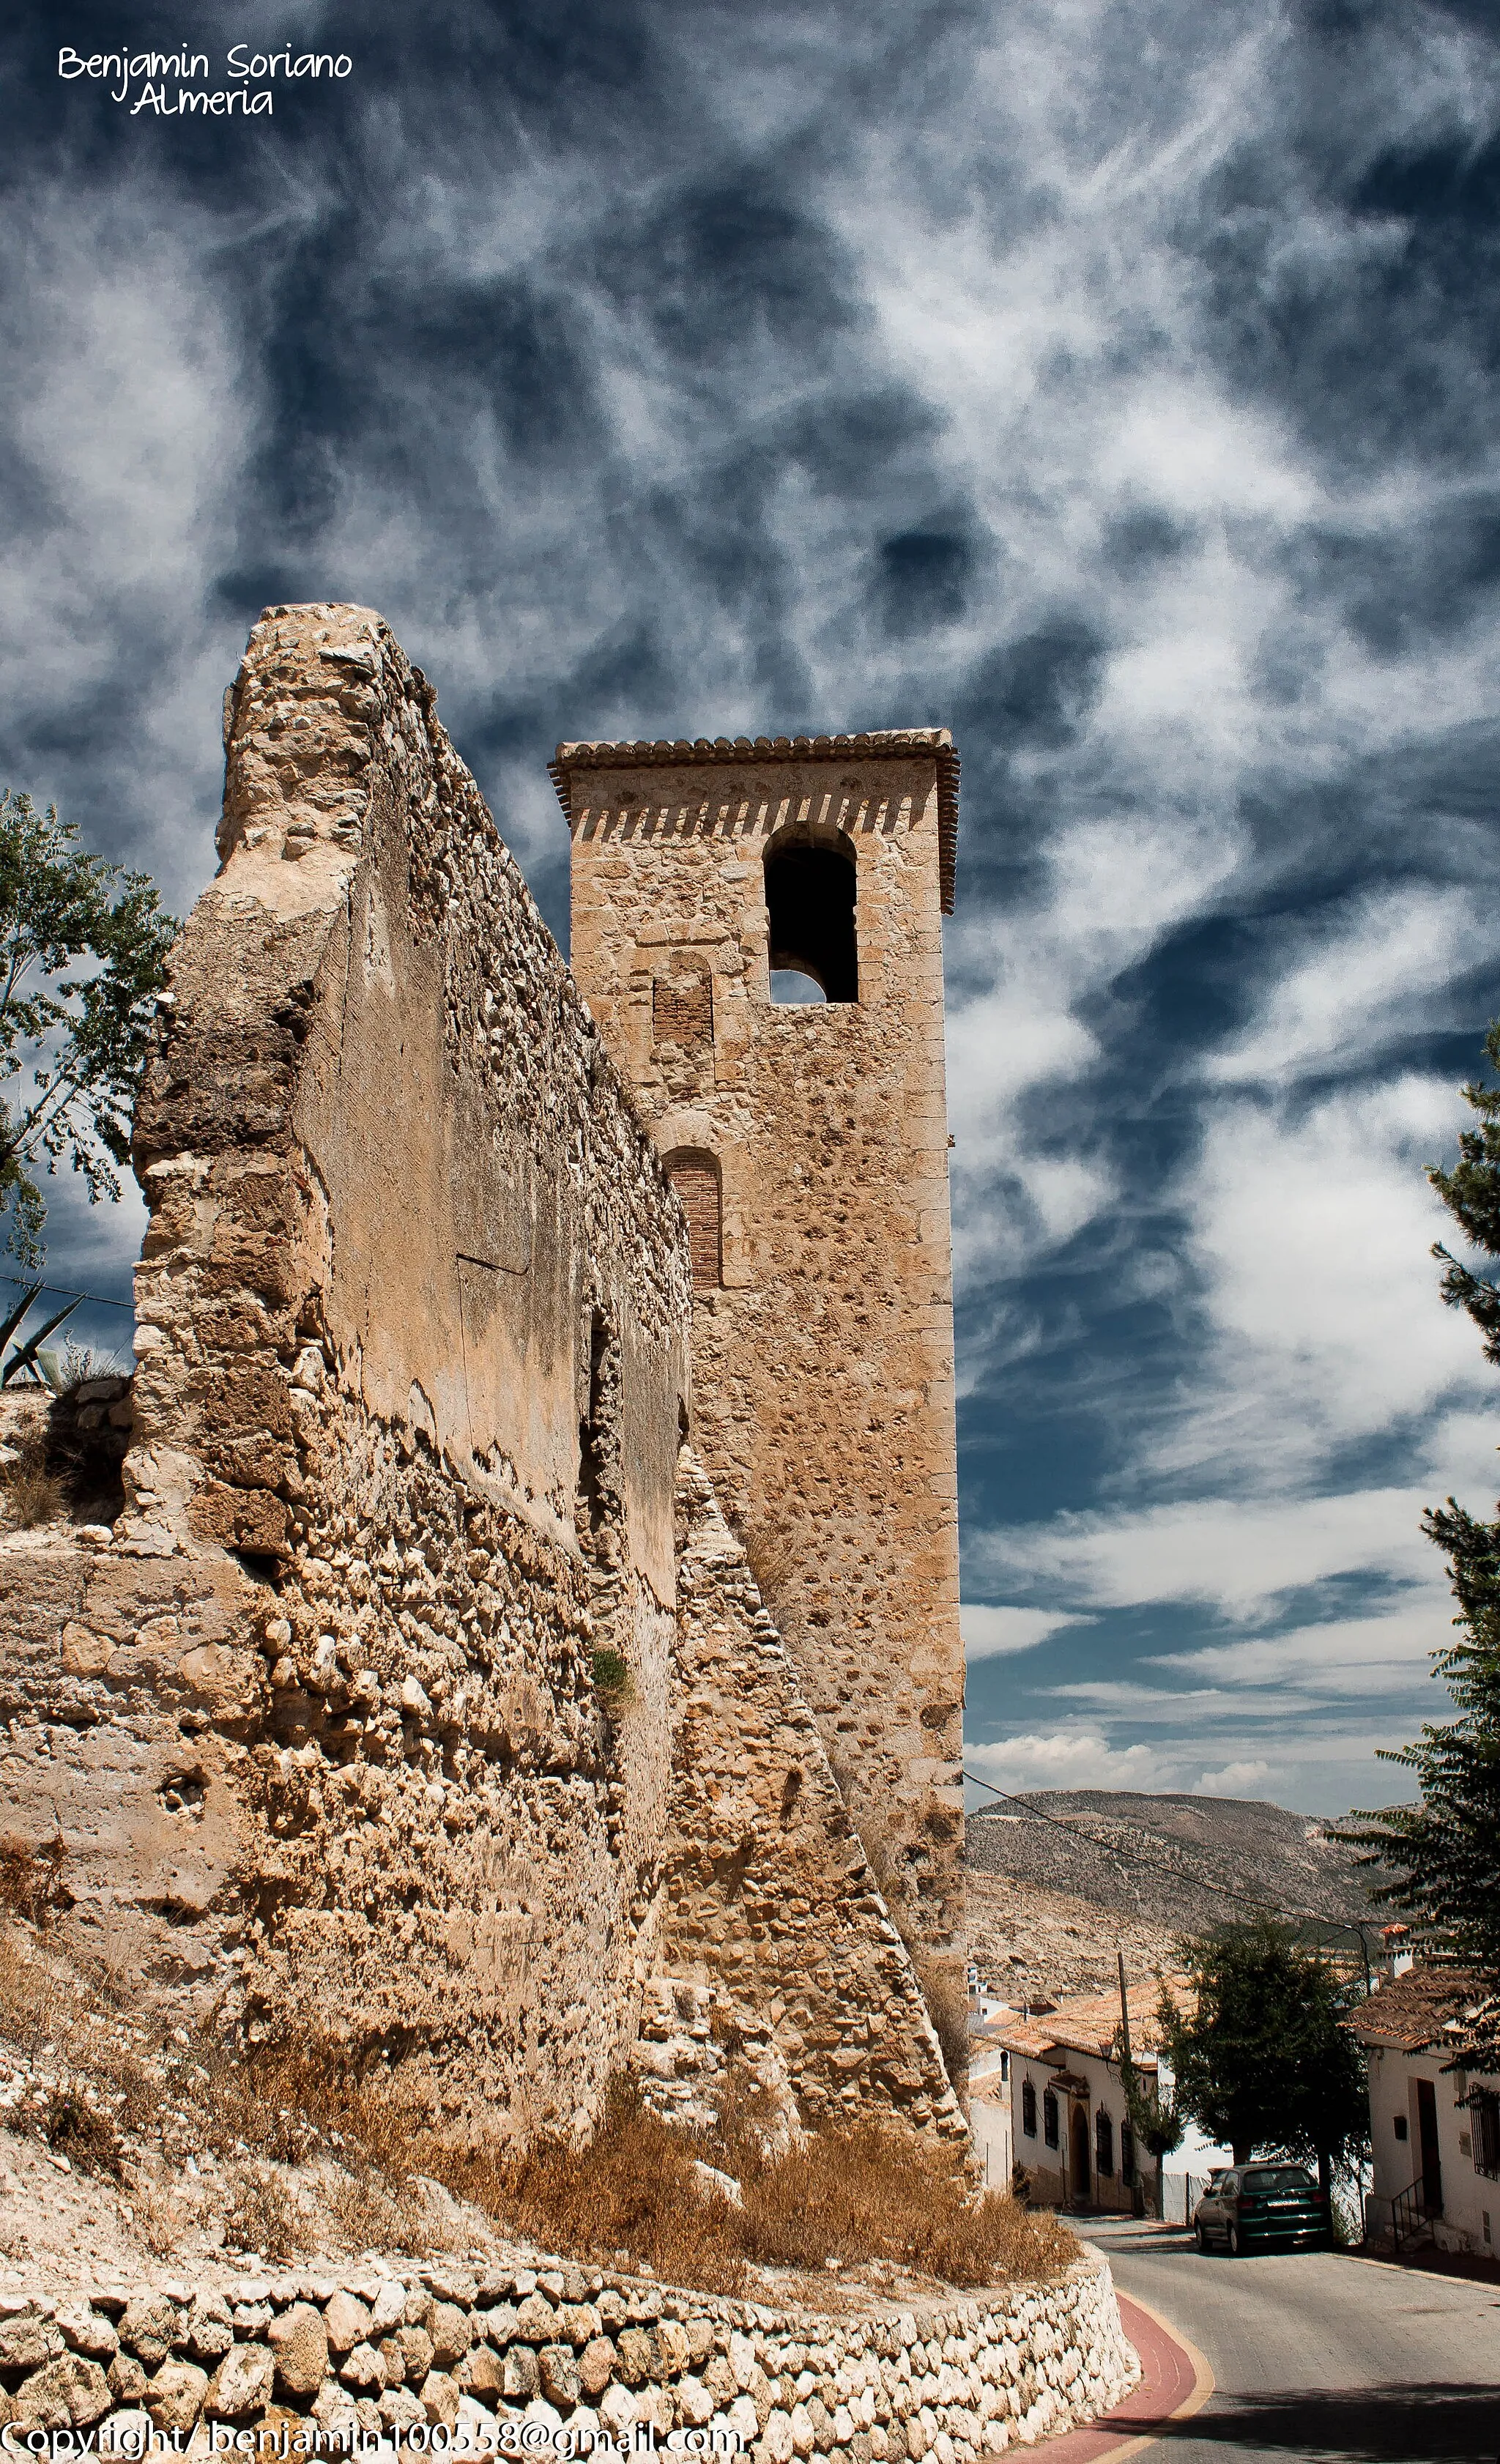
[664,1148,721,1291]
[1021,2077,1037,2138]
[764,833,857,1003]
[1042,2089,1059,2151]
[1096,2108,1115,2180]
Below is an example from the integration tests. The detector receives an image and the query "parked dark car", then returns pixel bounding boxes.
[1193,2163,1331,2255]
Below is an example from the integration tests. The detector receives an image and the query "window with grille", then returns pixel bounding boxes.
[1043,2089,1059,2150]
[664,1149,721,1291]
[1096,2109,1115,2179]
[1121,2119,1136,2187]
[1021,2077,1036,2138]
[1474,2092,1500,2180]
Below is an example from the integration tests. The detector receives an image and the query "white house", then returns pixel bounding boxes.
[992,1975,1197,2217]
[968,2027,1014,2191]
[1351,1965,1500,2259]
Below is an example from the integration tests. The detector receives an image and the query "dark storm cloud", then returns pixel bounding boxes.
[8,0,1500,1806]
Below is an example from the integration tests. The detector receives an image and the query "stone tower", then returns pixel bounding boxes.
[560,730,965,2068]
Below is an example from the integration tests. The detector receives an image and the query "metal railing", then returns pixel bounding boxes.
[1365,2172,1439,2252]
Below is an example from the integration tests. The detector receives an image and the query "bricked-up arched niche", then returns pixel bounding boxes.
[663,1148,722,1290]
[763,825,858,1003]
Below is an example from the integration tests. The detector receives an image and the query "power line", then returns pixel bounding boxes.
[0,1269,133,1313]
[963,1768,1377,1985]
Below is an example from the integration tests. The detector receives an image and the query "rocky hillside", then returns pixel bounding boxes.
[965,1791,1389,2005]
[966,1869,1183,2008]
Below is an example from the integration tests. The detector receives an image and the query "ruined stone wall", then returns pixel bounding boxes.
[562,742,965,2068]
[0,615,974,2158]
[0,604,692,2145]
[639,1452,965,2148]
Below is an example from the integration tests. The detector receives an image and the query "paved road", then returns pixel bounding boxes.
[1084,2215,1500,2463]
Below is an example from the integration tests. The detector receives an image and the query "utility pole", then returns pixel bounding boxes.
[1118,1947,1146,2219]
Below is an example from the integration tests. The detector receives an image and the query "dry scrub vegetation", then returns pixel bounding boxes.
[0,1418,64,1529]
[0,1845,1072,2298]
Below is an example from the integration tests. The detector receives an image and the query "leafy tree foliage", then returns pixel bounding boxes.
[1349,1020,1500,2065]
[1158,1923,1367,2193]
[0,790,177,1268]
[1115,2035,1184,2163]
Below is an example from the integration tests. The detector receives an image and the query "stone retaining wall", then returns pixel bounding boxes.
[0,2256,1137,2457]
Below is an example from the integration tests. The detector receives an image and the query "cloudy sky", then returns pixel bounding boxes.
[6,0,1500,1817]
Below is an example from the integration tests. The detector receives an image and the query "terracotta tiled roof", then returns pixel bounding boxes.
[1348,1964,1489,2052]
[994,1975,1193,2067]
[550,730,960,914]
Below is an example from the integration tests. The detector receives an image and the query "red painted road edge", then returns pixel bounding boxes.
[1032,2290,1214,2461]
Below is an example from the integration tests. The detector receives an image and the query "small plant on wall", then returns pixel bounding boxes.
[590,1646,633,1705]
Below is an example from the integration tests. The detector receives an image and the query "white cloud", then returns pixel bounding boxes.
[944,812,1243,1290]
[1152,1074,1486,1484]
[977,1483,1450,1619]
[962,1603,1094,1661]
[1204,886,1485,1088]
[1100,385,1314,522]
[1151,1603,1449,1688]
[964,1729,1170,1792]
[0,179,254,908]
[1192,1759,1273,1797]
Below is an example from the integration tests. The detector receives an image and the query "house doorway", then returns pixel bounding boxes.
[1416,2078,1443,2215]
[1070,2103,1091,2207]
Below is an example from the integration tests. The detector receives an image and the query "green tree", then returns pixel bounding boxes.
[0,790,177,1268]
[1159,1923,1367,2197]
[1349,1021,1500,2065]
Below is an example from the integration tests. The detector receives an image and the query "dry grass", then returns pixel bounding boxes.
[222,2163,304,2263]
[0,1835,70,1931]
[0,1914,1072,2296]
[40,2085,122,2178]
[730,2123,1075,2287]
[3,1461,65,1528]
[473,2082,743,2292]
[180,2050,1072,2295]
[409,2081,1072,2296]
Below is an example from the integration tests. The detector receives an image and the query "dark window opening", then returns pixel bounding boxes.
[1042,2088,1059,2150]
[1096,2108,1115,2179]
[664,1149,722,1290]
[1021,2078,1037,2138]
[1472,2091,1500,2181]
[1121,2119,1135,2188]
[764,835,857,1003]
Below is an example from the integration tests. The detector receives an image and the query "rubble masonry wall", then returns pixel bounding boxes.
[1,602,692,2144]
[0,2253,1138,2460]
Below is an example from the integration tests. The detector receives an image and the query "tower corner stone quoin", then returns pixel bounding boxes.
[560,730,967,2076]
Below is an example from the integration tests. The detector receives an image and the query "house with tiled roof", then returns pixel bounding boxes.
[1350,1965,1499,2259]
[992,1974,1206,2217]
